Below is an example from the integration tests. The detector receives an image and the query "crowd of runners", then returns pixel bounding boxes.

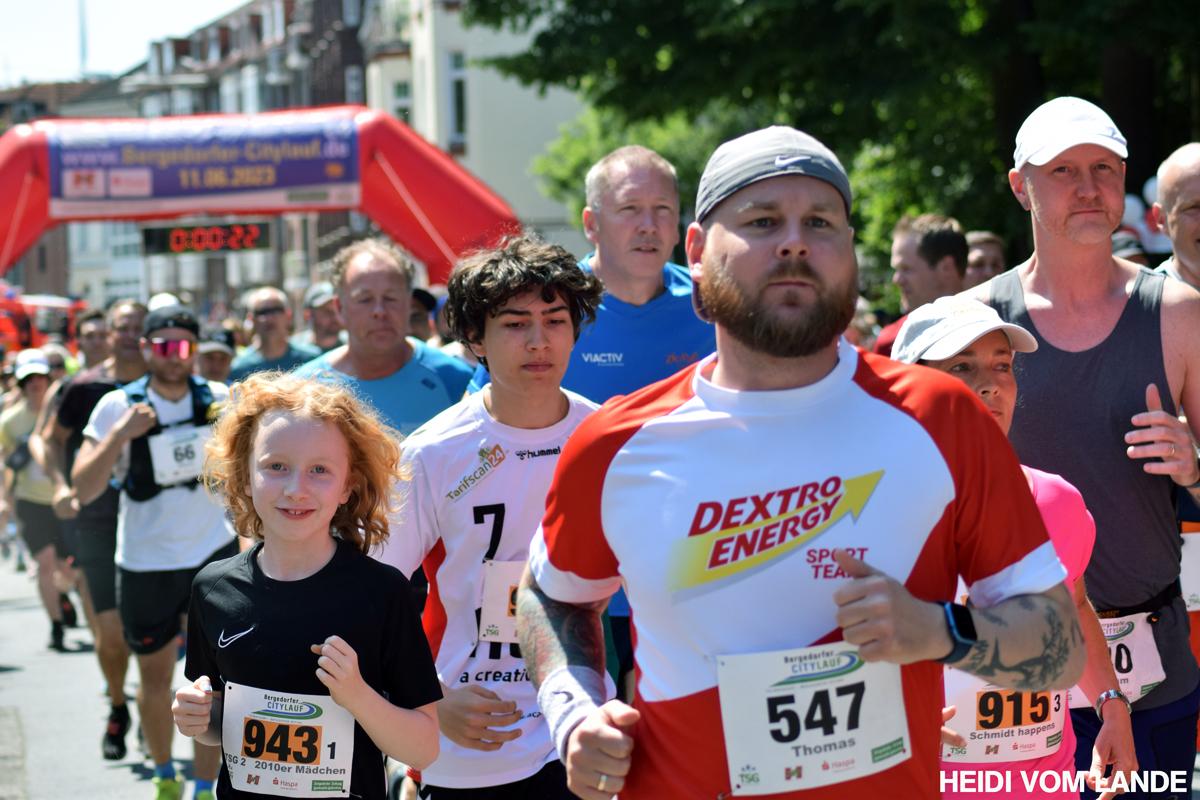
[5,94,1200,800]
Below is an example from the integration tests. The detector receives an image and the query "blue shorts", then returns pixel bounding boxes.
[1071,679,1200,799]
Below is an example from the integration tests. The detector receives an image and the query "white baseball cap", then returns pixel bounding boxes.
[1013,97,1127,169]
[13,349,51,382]
[892,296,1038,364]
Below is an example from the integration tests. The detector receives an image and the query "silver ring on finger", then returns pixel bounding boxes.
[1170,443,1177,457]
[597,773,609,793]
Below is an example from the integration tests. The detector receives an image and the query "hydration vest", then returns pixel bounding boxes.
[120,375,216,502]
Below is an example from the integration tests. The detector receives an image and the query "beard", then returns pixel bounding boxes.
[699,256,858,358]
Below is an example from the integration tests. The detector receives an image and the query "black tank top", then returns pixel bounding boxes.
[990,267,1197,708]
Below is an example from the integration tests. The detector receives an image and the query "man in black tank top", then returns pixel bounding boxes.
[972,96,1200,796]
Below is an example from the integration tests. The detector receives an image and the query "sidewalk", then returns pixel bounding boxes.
[0,544,198,800]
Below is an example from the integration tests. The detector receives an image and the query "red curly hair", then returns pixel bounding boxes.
[203,372,404,553]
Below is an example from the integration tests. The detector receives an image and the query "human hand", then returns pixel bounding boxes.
[1126,384,1200,486]
[564,700,639,800]
[438,684,524,751]
[51,484,79,520]
[312,636,367,711]
[173,676,215,738]
[940,705,966,748]
[1089,699,1137,799]
[116,403,157,441]
[832,549,950,664]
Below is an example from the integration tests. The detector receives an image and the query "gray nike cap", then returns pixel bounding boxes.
[695,126,852,222]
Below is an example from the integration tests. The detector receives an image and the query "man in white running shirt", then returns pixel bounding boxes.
[376,235,604,799]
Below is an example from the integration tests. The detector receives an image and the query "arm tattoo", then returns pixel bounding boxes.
[516,571,606,689]
[958,594,1082,691]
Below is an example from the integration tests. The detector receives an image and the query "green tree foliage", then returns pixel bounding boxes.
[466,0,1200,305]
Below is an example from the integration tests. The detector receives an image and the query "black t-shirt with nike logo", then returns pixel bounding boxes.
[186,538,442,799]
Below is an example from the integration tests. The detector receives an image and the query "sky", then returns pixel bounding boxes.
[0,0,246,87]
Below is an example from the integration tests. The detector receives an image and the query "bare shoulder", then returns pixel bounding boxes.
[1160,271,1200,330]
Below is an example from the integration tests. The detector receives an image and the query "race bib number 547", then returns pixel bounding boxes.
[716,644,910,794]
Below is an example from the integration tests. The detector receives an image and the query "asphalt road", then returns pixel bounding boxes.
[0,540,200,800]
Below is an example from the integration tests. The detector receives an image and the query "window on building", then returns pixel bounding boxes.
[448,51,466,153]
[345,65,365,104]
[393,81,411,123]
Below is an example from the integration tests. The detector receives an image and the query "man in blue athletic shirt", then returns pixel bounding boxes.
[467,146,715,698]
[295,238,473,437]
[468,146,714,399]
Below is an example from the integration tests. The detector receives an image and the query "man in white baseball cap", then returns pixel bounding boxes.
[969,95,1200,785]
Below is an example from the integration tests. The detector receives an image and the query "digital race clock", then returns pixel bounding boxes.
[141,222,272,255]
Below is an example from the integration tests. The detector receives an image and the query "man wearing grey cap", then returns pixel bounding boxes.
[516,126,1083,799]
[291,280,345,353]
[970,95,1200,786]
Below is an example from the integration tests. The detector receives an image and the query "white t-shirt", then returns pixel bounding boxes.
[84,379,235,572]
[376,388,597,788]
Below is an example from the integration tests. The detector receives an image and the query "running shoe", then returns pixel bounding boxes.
[152,776,183,800]
[102,704,130,760]
[49,621,65,652]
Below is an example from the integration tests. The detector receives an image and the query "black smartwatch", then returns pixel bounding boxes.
[936,602,978,663]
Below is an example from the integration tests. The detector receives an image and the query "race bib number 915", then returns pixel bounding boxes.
[717,644,910,794]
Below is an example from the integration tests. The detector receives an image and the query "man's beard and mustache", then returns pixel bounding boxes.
[699,257,857,358]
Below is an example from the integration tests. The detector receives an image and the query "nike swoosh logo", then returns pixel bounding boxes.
[774,155,810,168]
[551,690,574,703]
[217,626,256,648]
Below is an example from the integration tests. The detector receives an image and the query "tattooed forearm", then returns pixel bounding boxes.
[515,567,607,689]
[954,583,1084,691]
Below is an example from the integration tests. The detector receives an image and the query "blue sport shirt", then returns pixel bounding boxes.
[295,339,474,436]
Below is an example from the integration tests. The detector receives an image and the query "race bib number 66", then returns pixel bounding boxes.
[716,644,910,794]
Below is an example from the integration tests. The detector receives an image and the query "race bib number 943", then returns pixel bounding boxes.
[221,681,355,797]
[717,644,910,794]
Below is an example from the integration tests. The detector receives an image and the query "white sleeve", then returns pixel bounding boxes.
[377,447,440,579]
[83,389,130,443]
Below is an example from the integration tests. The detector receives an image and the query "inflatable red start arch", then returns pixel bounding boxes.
[0,105,520,284]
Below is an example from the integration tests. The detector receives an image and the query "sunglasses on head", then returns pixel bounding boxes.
[147,338,195,359]
[252,305,286,318]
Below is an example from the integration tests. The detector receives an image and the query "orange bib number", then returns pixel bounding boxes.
[241,717,324,764]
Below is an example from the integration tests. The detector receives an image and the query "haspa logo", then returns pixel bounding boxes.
[668,470,883,593]
[445,444,507,502]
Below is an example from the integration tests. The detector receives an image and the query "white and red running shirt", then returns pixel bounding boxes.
[528,340,1067,799]
[376,388,597,788]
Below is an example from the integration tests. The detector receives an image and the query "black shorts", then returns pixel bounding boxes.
[418,761,571,799]
[118,539,238,655]
[15,499,67,558]
[75,521,118,613]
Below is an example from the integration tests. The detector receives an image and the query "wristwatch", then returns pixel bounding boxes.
[936,602,978,663]
[1094,688,1132,721]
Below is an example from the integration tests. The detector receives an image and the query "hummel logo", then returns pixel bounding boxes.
[774,155,810,168]
[217,626,256,648]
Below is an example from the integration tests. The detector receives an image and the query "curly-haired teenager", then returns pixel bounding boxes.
[172,372,441,799]
[374,234,604,799]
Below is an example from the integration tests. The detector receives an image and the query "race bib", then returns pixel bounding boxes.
[942,668,1066,762]
[221,681,356,797]
[1067,612,1165,707]
[716,644,910,794]
[147,425,212,485]
[478,560,523,643]
[1181,532,1200,611]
